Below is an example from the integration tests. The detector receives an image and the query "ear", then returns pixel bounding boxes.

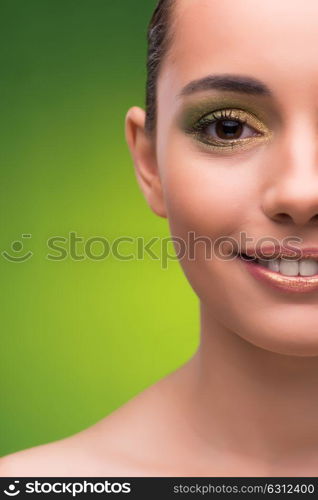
[125,106,167,218]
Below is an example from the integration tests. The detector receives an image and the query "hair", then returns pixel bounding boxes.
[145,0,175,137]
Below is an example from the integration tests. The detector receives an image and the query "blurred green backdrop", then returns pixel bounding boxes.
[0,0,198,456]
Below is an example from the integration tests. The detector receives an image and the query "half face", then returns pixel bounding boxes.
[154,0,318,356]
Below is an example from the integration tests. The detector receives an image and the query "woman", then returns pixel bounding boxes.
[2,0,318,477]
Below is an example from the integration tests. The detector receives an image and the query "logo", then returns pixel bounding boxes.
[3,481,20,496]
[2,234,33,262]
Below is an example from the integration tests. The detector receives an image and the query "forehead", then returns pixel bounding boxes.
[158,0,318,103]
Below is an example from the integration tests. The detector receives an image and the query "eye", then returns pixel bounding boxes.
[185,108,270,153]
[205,119,259,141]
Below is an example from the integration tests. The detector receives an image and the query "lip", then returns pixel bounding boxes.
[238,253,318,294]
[243,244,318,261]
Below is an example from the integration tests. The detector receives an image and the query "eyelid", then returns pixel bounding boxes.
[184,107,273,153]
[193,108,269,135]
[178,93,279,131]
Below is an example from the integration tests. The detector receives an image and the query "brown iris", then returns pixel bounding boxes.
[215,120,243,139]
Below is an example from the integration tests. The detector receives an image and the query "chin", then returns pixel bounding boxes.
[232,311,318,358]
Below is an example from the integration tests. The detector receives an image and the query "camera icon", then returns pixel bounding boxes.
[2,234,33,263]
[3,480,20,496]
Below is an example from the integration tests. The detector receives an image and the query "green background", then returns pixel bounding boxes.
[0,0,198,456]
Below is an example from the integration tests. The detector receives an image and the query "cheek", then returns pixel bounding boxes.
[162,150,250,240]
[159,141,262,298]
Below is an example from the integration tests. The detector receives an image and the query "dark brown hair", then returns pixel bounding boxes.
[145,0,175,137]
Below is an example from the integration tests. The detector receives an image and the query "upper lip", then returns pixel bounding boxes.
[240,245,318,261]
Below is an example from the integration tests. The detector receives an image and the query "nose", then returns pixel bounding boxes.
[261,117,318,226]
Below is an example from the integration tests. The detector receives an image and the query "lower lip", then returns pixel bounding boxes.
[238,256,318,294]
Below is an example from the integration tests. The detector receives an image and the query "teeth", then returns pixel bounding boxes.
[256,258,318,277]
[268,259,280,272]
[279,259,299,276]
[299,259,318,277]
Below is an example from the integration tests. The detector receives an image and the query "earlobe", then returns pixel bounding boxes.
[125,106,167,218]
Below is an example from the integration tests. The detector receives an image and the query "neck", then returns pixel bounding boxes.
[181,301,318,474]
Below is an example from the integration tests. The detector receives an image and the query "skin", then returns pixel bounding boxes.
[2,0,318,477]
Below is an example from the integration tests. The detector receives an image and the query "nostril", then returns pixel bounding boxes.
[309,214,318,223]
[272,212,318,225]
[273,213,293,223]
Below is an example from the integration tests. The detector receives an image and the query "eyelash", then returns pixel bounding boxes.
[186,108,267,152]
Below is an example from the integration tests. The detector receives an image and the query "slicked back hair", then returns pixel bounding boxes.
[145,0,175,137]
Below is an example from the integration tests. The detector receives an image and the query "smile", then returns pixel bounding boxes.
[240,254,318,277]
[237,249,318,294]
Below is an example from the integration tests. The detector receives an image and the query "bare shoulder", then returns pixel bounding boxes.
[0,364,195,477]
[0,434,144,477]
[0,438,82,477]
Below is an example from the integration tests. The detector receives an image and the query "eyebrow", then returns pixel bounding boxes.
[178,74,272,98]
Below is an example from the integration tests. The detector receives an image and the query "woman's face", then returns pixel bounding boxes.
[131,0,318,356]
[156,0,318,356]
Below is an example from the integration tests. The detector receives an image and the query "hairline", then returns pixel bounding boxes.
[145,0,177,139]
